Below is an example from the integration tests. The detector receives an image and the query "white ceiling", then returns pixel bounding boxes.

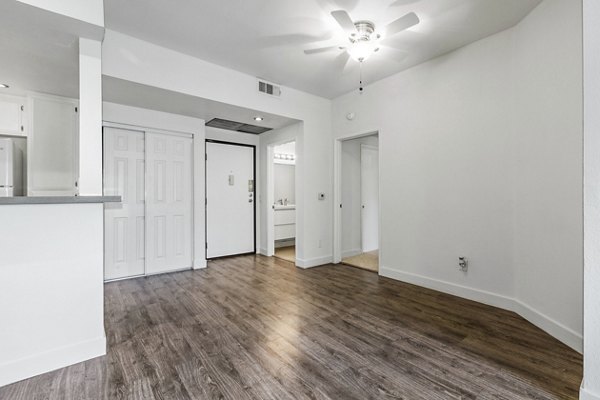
[0,1,104,98]
[104,0,542,98]
[103,76,298,130]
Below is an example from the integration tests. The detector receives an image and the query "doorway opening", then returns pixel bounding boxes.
[334,132,380,272]
[267,140,297,264]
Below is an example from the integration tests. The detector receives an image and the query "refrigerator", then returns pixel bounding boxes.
[0,138,23,197]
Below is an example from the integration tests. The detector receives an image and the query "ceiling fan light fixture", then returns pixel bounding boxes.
[348,41,378,62]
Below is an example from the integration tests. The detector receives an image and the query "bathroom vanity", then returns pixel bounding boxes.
[274,204,295,240]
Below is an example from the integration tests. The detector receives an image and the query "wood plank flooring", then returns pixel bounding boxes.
[0,255,582,399]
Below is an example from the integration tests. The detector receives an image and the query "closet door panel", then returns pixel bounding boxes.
[103,127,146,280]
[145,132,193,274]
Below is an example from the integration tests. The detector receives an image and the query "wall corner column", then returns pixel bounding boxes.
[582,0,600,399]
[78,38,103,196]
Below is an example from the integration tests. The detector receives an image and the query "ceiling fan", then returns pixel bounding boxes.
[304,9,420,73]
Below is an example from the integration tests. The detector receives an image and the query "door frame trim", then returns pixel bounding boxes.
[205,139,257,260]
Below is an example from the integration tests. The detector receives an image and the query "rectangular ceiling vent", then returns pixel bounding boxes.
[206,118,272,135]
[258,80,281,97]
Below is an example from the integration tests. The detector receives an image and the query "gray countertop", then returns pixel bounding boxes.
[0,196,121,205]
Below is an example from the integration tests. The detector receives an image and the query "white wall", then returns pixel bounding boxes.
[341,135,378,257]
[103,102,207,269]
[332,0,582,351]
[0,203,106,387]
[511,0,583,352]
[582,0,600,398]
[274,164,295,204]
[102,30,332,268]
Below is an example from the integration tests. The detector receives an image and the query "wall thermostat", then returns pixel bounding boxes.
[318,193,325,200]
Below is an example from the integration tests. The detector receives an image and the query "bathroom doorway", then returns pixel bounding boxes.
[268,140,296,263]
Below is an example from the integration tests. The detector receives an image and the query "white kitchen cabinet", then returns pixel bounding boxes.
[0,94,26,137]
[27,94,79,196]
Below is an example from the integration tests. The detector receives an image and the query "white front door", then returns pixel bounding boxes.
[145,132,193,274]
[206,141,255,258]
[361,144,379,252]
[103,127,146,280]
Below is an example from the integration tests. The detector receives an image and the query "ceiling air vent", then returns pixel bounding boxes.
[258,80,281,97]
[206,118,272,135]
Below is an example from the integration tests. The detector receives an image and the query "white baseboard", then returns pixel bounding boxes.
[512,299,582,352]
[296,255,333,269]
[0,335,106,388]
[193,259,207,269]
[258,247,268,256]
[379,266,582,353]
[342,248,362,259]
[581,383,600,400]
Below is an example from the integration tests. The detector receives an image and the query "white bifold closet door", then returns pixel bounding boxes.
[104,127,146,280]
[145,132,193,275]
[103,127,193,280]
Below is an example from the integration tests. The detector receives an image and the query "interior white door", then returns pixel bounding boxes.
[206,141,255,258]
[103,127,146,280]
[145,132,193,274]
[361,144,379,252]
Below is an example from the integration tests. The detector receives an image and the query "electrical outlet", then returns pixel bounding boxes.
[458,257,468,271]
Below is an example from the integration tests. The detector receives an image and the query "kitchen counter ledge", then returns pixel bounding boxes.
[0,196,121,205]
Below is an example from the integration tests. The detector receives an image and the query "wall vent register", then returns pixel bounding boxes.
[258,80,281,97]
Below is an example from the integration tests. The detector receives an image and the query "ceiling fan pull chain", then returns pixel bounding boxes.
[359,61,364,93]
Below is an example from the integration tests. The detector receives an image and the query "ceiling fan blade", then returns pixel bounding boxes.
[331,10,357,34]
[380,46,408,62]
[385,12,420,37]
[304,45,342,55]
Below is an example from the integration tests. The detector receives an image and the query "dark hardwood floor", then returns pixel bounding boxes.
[0,255,582,399]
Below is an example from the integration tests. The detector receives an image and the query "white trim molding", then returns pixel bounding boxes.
[0,335,106,387]
[193,259,207,270]
[380,266,583,353]
[296,255,333,269]
[581,383,600,400]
